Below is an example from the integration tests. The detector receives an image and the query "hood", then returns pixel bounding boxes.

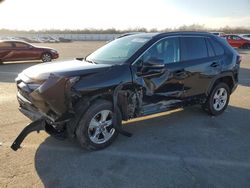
[22,59,112,80]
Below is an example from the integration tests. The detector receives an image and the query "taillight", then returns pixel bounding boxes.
[236,55,242,65]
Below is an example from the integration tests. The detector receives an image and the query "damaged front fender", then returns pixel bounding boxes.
[28,74,74,121]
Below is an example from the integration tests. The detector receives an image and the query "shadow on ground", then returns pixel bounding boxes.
[34,105,250,188]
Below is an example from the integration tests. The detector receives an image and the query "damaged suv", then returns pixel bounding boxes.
[12,32,240,151]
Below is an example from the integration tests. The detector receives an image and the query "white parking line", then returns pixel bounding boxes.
[2,142,250,168]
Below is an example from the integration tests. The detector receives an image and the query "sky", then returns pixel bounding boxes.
[0,0,249,30]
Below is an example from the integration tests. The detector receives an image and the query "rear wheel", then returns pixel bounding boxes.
[76,100,121,150]
[242,43,250,49]
[202,83,230,116]
[41,53,52,62]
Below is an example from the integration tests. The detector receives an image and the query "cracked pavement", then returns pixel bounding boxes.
[0,42,250,188]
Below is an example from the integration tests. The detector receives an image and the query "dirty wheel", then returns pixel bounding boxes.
[202,83,230,116]
[76,100,121,150]
[41,53,52,62]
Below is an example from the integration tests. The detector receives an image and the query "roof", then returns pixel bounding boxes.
[127,31,213,39]
[0,40,29,43]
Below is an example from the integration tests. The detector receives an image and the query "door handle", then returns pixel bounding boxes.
[210,62,219,67]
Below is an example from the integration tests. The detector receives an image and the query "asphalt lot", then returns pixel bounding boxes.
[0,42,250,188]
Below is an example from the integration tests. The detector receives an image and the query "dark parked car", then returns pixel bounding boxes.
[0,40,59,64]
[12,32,240,151]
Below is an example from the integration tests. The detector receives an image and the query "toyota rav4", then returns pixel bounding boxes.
[12,32,240,151]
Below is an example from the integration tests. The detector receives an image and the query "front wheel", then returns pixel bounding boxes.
[203,83,230,116]
[41,53,52,62]
[76,100,121,150]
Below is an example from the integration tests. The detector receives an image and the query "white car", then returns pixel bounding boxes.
[239,34,250,40]
[211,32,226,37]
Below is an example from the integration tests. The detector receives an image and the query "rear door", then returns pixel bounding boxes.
[11,42,34,61]
[180,36,223,98]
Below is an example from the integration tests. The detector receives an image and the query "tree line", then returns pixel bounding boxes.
[0,25,250,34]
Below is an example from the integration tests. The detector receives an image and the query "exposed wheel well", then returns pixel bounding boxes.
[90,93,113,104]
[89,92,128,120]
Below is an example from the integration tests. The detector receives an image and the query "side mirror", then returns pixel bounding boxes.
[143,59,165,69]
[140,59,165,77]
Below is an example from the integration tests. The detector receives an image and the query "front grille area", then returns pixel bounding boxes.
[17,82,32,102]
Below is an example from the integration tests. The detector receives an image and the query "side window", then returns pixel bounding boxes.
[205,38,215,57]
[181,37,208,61]
[0,42,12,48]
[209,38,224,56]
[232,36,240,40]
[15,43,29,48]
[141,37,180,64]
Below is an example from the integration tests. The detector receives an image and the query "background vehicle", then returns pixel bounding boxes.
[239,34,250,40]
[225,34,250,49]
[0,40,59,64]
[211,32,226,37]
[12,32,240,151]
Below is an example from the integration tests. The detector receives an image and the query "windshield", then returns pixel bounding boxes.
[86,35,151,64]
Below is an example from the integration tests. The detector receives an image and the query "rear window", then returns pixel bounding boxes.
[0,42,12,48]
[206,38,215,57]
[209,38,224,56]
[181,37,208,61]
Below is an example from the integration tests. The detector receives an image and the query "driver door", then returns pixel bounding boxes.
[132,37,187,114]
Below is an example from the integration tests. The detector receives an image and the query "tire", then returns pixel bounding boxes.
[76,99,121,150]
[41,53,52,62]
[202,83,230,116]
[242,43,250,49]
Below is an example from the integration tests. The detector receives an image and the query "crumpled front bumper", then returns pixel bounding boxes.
[16,73,70,122]
[12,74,74,151]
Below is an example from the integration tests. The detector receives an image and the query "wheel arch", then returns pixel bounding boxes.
[207,72,236,95]
[66,87,134,137]
[41,51,52,59]
[242,43,250,49]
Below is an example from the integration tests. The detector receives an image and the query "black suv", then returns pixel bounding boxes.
[12,32,240,151]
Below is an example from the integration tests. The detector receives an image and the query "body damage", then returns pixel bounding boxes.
[14,60,136,149]
[12,32,240,150]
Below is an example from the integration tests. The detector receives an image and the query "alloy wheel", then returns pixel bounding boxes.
[88,110,115,144]
[213,88,228,111]
[42,53,52,62]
